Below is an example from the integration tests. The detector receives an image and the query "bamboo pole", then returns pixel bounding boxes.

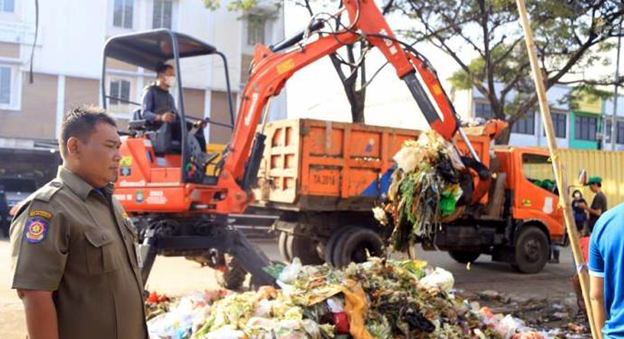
[514,0,598,338]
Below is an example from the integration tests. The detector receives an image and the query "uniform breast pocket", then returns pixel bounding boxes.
[84,228,120,274]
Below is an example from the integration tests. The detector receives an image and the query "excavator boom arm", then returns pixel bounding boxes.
[217,0,469,212]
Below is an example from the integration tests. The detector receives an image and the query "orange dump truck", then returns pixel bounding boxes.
[254,118,565,273]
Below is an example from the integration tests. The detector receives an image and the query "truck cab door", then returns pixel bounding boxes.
[513,152,565,240]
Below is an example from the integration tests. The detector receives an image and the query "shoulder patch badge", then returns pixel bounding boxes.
[29,210,52,219]
[24,217,49,244]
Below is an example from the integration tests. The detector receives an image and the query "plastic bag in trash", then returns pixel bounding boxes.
[148,297,198,339]
[204,325,247,339]
[496,314,523,339]
[279,257,303,284]
[393,144,423,173]
[419,267,454,293]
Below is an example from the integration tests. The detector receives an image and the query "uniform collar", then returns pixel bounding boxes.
[57,167,112,201]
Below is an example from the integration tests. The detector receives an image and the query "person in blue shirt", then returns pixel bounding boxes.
[588,202,624,339]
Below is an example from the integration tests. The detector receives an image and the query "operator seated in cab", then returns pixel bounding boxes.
[140,63,206,149]
[141,63,178,125]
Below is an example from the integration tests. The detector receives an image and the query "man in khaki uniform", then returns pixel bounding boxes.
[10,106,147,339]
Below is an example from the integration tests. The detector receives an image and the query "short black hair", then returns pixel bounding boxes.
[59,105,117,157]
[591,182,602,188]
[156,63,173,76]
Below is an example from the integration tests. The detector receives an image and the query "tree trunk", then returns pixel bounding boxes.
[350,90,365,123]
[328,45,367,124]
[496,123,512,144]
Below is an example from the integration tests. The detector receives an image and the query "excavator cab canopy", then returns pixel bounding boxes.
[103,29,217,71]
[101,29,234,183]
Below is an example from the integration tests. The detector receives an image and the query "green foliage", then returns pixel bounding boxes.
[391,0,624,142]
[202,0,284,11]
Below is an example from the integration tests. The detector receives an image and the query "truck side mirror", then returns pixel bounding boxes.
[578,169,588,186]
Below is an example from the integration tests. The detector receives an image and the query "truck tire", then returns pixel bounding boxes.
[513,226,549,274]
[324,226,356,266]
[287,235,324,265]
[331,227,384,268]
[216,256,247,290]
[278,232,293,262]
[448,250,481,264]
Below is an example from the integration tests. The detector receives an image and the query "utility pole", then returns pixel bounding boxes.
[515,0,598,337]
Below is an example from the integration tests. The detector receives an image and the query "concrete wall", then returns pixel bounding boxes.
[64,77,100,109]
[0,73,57,140]
[209,90,236,144]
[182,88,205,119]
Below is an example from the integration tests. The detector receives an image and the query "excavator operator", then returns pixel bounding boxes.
[141,63,178,124]
[139,63,206,150]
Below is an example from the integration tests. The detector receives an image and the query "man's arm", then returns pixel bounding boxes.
[590,275,606,339]
[587,206,604,217]
[141,89,159,122]
[18,289,59,339]
[589,194,608,217]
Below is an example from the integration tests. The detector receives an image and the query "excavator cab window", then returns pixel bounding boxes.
[522,154,559,196]
[101,29,234,183]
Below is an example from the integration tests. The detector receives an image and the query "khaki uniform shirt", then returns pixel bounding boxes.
[10,167,147,339]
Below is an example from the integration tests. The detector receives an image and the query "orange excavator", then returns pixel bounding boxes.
[102,0,489,286]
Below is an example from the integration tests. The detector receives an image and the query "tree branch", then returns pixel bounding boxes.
[500,62,531,99]
[478,0,500,115]
[492,37,523,65]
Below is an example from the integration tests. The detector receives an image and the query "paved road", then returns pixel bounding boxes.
[0,237,578,338]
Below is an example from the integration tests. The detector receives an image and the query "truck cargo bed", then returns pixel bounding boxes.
[254,119,493,211]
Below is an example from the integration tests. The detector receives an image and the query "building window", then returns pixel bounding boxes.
[474,102,493,119]
[113,0,134,29]
[0,0,14,13]
[247,14,266,46]
[512,111,535,135]
[0,65,19,110]
[616,121,624,144]
[575,115,598,141]
[543,112,567,138]
[109,79,131,106]
[153,0,173,29]
[607,120,624,144]
[552,112,567,138]
[0,66,11,105]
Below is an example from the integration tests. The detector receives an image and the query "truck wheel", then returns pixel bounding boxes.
[216,255,247,290]
[332,227,384,268]
[513,226,549,274]
[287,235,324,265]
[324,226,356,266]
[278,232,293,262]
[448,250,481,264]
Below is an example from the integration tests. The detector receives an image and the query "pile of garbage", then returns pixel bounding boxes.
[147,258,552,339]
[373,130,466,250]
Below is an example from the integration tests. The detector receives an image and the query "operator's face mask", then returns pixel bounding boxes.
[573,193,581,199]
[165,75,176,88]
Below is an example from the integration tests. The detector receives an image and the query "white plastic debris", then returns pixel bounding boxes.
[420,267,455,293]
[204,325,246,339]
[393,145,422,172]
[279,257,303,284]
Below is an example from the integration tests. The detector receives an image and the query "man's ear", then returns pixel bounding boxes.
[66,137,81,157]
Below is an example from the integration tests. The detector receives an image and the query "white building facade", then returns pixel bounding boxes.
[0,0,285,181]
